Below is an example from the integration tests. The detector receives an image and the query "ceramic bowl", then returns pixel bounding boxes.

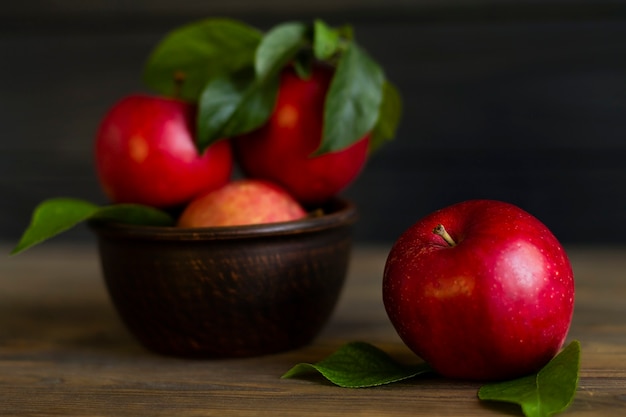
[88,198,357,358]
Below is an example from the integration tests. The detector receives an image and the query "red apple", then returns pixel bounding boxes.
[233,64,369,205]
[177,179,307,228]
[95,94,233,208]
[382,200,575,381]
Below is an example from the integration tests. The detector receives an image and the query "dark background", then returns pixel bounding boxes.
[2,1,626,246]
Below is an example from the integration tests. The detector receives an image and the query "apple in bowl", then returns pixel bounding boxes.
[233,64,370,206]
[95,94,233,208]
[177,179,307,228]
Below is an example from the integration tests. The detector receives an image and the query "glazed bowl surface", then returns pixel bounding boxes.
[89,198,357,357]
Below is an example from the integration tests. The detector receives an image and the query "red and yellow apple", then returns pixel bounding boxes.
[95,94,233,208]
[177,179,307,228]
[233,64,369,205]
[383,200,575,381]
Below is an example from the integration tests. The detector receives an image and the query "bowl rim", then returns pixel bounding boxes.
[88,198,357,241]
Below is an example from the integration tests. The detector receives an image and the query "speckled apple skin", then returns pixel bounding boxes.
[383,199,575,381]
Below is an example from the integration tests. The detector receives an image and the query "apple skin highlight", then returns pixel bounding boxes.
[382,199,575,381]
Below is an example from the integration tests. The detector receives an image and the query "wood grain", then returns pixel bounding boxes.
[1,244,625,416]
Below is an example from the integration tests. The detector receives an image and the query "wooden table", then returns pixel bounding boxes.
[1,244,625,416]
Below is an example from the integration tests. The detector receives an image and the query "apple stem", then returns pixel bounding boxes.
[173,71,186,99]
[433,224,457,247]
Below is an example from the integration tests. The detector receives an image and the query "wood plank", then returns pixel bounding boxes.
[1,245,625,415]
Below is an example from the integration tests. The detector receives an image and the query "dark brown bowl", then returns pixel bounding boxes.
[88,198,357,358]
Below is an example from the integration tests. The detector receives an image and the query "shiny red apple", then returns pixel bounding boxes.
[177,179,307,228]
[383,199,575,381]
[95,94,233,208]
[233,64,369,205]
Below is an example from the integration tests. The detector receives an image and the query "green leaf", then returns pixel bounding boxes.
[319,42,385,154]
[196,68,279,152]
[370,80,403,153]
[313,19,341,61]
[478,340,581,417]
[11,198,174,255]
[335,24,355,42]
[281,342,432,388]
[292,57,313,79]
[196,21,313,152]
[143,18,262,101]
[255,22,308,78]
[92,204,175,226]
